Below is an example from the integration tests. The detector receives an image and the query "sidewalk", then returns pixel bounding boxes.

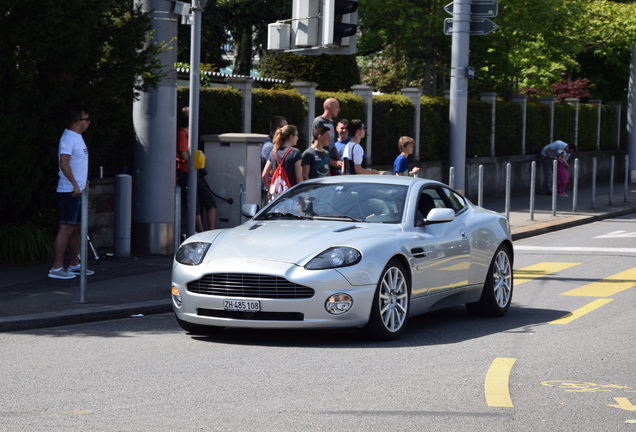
[1,184,635,333]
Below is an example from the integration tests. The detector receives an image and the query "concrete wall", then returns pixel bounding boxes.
[87,150,627,250]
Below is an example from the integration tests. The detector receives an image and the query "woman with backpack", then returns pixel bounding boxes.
[261,125,303,202]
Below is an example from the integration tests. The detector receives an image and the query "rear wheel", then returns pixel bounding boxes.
[364,259,411,341]
[175,315,224,335]
[466,245,513,317]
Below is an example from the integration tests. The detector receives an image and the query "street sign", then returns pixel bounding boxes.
[444,17,498,36]
[444,0,498,18]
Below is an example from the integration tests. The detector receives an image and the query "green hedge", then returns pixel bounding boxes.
[177,87,243,140]
[419,96,449,161]
[315,91,366,125]
[180,86,624,161]
[252,88,308,147]
[371,94,415,165]
[495,101,523,155]
[466,100,492,157]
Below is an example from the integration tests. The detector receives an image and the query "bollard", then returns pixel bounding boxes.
[478,165,484,207]
[79,189,89,303]
[591,157,597,209]
[240,183,246,224]
[530,161,536,221]
[552,159,558,216]
[625,155,630,203]
[609,156,614,206]
[449,167,455,189]
[505,163,511,220]
[572,159,579,212]
[174,186,181,255]
[114,174,132,258]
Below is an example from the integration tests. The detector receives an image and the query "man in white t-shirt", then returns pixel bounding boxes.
[49,105,94,279]
[342,120,380,175]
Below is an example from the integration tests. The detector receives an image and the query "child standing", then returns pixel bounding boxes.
[556,149,569,197]
[393,136,420,176]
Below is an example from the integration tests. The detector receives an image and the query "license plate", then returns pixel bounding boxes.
[224,299,261,312]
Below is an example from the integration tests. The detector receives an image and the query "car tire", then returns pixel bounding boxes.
[466,244,513,317]
[364,259,411,341]
[175,315,223,335]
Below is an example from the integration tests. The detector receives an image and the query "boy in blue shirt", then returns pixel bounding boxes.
[393,136,420,176]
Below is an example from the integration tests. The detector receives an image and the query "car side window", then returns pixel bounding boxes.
[416,188,446,221]
[440,187,466,213]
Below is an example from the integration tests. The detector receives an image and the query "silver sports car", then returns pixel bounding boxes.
[172,176,513,341]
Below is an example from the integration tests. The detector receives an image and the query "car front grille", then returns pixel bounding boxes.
[187,273,315,299]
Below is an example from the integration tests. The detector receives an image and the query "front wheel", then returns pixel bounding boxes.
[364,259,411,341]
[466,245,513,317]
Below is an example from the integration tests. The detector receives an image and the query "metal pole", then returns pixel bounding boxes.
[572,158,579,212]
[478,165,483,207]
[625,155,630,202]
[592,157,597,209]
[448,0,471,193]
[79,189,89,303]
[552,159,558,216]
[187,0,202,236]
[530,161,535,221]
[174,186,181,254]
[609,155,615,206]
[505,163,511,220]
[449,166,455,189]
[131,0,178,255]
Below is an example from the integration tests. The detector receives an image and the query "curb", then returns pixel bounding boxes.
[511,206,636,241]
[0,300,172,333]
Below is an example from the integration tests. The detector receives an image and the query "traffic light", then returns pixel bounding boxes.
[292,0,320,47]
[322,0,358,47]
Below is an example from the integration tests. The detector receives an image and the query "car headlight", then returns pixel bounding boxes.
[175,242,211,265]
[305,246,361,270]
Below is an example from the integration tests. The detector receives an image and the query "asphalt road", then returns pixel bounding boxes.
[1,214,635,431]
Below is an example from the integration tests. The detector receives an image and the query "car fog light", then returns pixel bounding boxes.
[172,286,182,307]
[325,293,353,315]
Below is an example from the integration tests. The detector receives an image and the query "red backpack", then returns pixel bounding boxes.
[268,147,294,201]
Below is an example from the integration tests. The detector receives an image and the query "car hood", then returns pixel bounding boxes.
[203,220,400,265]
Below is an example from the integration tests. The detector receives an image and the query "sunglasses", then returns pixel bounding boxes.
[78,117,91,122]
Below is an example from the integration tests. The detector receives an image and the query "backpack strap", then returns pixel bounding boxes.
[274,147,294,166]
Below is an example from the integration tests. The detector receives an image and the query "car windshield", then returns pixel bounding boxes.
[257,183,408,224]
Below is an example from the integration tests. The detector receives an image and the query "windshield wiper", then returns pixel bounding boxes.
[262,212,314,220]
[313,215,364,222]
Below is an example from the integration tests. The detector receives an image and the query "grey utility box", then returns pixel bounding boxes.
[202,133,266,229]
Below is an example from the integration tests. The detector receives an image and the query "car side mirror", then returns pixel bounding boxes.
[416,208,455,227]
[241,204,259,218]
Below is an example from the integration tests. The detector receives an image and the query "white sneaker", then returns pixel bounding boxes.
[49,268,76,279]
[68,265,95,276]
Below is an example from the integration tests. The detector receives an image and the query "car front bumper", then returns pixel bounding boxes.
[172,259,377,329]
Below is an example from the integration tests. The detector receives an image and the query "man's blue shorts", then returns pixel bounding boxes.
[57,192,82,225]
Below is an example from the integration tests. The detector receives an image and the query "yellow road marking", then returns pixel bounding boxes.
[550,299,614,325]
[485,358,516,407]
[560,267,636,297]
[608,397,636,411]
[514,263,580,286]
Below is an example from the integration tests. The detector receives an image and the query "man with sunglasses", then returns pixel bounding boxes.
[49,105,94,279]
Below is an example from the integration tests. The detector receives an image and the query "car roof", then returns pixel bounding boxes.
[302,175,447,188]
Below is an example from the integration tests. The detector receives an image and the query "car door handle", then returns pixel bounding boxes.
[411,247,427,258]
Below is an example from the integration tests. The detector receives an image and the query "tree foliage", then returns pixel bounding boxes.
[357,0,636,102]
[0,0,164,226]
[258,52,361,92]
